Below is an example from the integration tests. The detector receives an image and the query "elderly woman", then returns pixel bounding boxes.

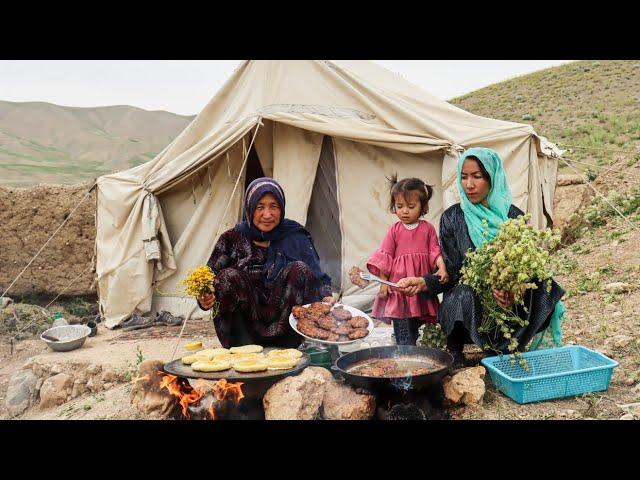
[198,177,334,348]
[397,148,565,366]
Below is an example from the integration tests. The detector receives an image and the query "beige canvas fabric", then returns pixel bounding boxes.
[96,60,563,328]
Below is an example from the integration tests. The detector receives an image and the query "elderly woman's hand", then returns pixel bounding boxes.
[492,289,514,309]
[198,291,216,310]
[321,296,336,306]
[396,277,427,297]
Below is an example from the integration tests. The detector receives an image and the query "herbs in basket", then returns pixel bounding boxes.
[459,213,560,367]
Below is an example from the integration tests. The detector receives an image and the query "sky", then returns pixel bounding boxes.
[0,60,572,117]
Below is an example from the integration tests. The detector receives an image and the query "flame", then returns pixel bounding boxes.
[158,373,244,419]
[158,372,202,417]
[131,374,150,384]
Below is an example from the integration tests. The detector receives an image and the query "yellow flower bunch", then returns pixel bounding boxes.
[181,265,215,297]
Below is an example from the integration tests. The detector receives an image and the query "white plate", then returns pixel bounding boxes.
[289,302,374,345]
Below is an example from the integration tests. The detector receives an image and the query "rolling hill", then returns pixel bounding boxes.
[451,60,640,175]
[0,101,193,186]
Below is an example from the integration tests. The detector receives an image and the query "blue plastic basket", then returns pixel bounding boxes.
[481,345,619,404]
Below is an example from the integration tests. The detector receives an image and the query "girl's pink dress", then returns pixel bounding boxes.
[367,220,441,323]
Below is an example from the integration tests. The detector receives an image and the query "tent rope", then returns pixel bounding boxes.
[169,118,263,356]
[1,185,95,301]
[170,304,198,361]
[559,156,640,233]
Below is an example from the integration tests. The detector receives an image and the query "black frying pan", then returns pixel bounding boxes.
[332,345,453,392]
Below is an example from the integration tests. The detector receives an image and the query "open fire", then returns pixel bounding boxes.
[158,372,245,420]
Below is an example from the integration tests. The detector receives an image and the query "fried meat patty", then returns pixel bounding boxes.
[349,316,369,329]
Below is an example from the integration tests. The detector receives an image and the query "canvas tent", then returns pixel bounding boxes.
[96,60,564,328]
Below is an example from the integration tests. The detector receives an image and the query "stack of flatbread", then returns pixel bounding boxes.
[180,344,303,373]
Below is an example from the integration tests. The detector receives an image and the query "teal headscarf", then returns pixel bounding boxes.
[457,147,565,351]
[457,147,513,247]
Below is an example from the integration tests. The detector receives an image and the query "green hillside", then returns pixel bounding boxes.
[0,101,194,186]
[451,60,640,175]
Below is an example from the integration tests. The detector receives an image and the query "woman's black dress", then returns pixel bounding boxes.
[424,204,565,353]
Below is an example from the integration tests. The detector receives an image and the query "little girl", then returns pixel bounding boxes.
[367,175,449,345]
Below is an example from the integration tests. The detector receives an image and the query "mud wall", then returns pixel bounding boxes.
[0,183,96,297]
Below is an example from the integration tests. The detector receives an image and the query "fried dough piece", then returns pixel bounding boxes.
[349,316,369,329]
[233,360,268,372]
[181,354,210,365]
[184,341,203,351]
[212,352,235,362]
[348,328,369,340]
[198,348,229,358]
[230,344,264,354]
[267,349,303,359]
[229,353,265,365]
[191,360,231,372]
[266,357,298,370]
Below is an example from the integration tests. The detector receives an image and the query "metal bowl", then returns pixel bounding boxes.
[40,325,91,352]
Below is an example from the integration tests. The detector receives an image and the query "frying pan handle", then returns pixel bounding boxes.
[330,365,344,380]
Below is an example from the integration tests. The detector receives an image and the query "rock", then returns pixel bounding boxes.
[31,361,50,378]
[623,377,636,387]
[612,311,622,318]
[86,364,101,375]
[71,379,88,398]
[603,282,632,293]
[86,377,103,393]
[5,370,39,417]
[263,368,326,420]
[556,174,585,186]
[443,366,486,405]
[50,364,63,375]
[0,297,14,309]
[101,369,117,384]
[39,373,73,409]
[103,382,114,390]
[130,360,180,419]
[620,413,635,420]
[322,379,376,420]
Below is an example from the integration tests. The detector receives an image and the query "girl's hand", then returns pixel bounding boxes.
[198,291,216,310]
[492,289,514,309]
[378,284,389,298]
[396,277,427,296]
[321,296,336,306]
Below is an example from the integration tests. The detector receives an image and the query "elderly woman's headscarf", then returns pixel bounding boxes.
[235,177,330,287]
[456,147,513,247]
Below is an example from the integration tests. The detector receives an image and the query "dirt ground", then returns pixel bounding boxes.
[0,316,219,420]
[1,166,638,420]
